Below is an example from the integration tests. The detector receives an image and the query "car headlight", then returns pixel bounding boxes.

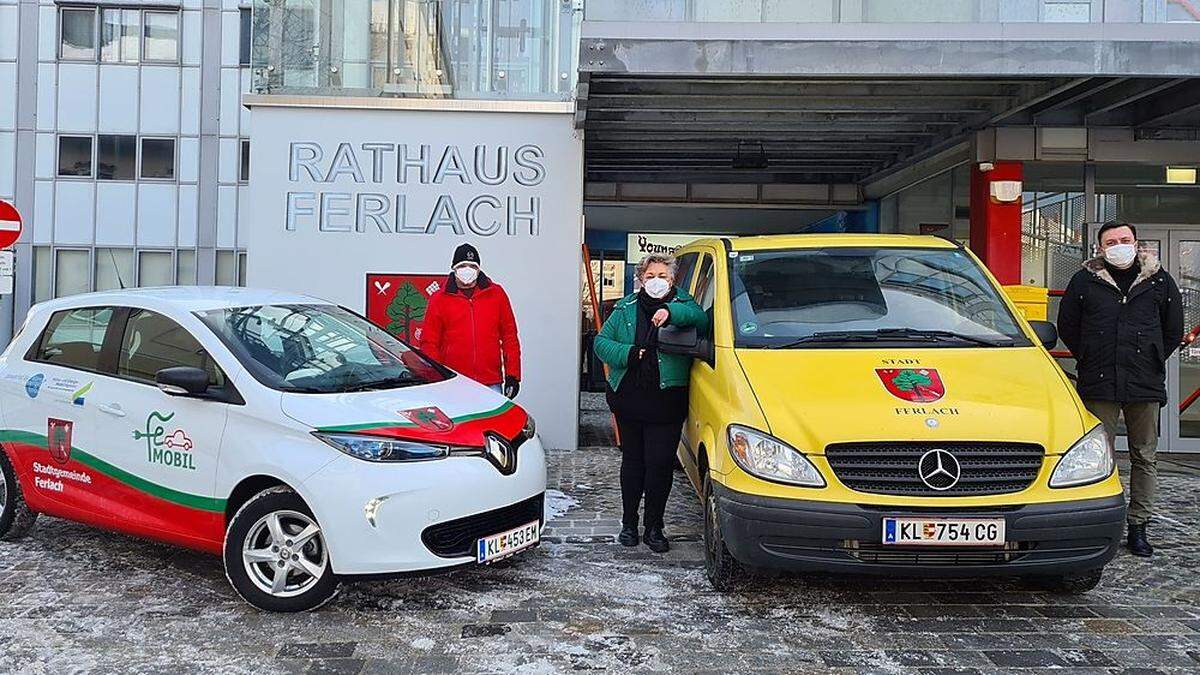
[313,431,448,463]
[727,425,825,487]
[521,414,536,440]
[1050,425,1114,488]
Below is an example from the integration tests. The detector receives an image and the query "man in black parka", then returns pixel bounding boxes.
[1058,222,1184,558]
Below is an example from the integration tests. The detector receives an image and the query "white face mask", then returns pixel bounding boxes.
[1103,243,1137,269]
[643,277,671,299]
[454,266,479,285]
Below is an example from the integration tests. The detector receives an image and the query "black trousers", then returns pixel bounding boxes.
[616,418,683,530]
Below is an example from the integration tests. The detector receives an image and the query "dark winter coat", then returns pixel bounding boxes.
[1057,252,1184,404]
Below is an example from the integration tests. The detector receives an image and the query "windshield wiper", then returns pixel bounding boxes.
[339,374,423,393]
[769,328,1011,349]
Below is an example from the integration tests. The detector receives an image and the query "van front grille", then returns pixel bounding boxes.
[824,442,1044,497]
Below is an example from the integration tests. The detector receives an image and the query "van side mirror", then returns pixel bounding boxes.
[1029,320,1058,351]
[658,325,714,366]
[156,366,210,396]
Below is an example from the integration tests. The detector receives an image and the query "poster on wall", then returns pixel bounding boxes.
[365,273,446,344]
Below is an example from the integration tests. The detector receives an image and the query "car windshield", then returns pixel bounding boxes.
[198,304,449,393]
[730,247,1029,349]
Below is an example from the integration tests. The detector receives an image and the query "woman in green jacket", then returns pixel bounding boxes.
[594,253,707,553]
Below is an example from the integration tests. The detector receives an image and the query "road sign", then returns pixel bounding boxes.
[0,200,22,249]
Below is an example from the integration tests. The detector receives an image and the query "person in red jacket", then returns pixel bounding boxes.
[419,244,522,398]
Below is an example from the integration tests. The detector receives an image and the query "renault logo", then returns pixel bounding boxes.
[484,434,517,475]
[918,448,961,491]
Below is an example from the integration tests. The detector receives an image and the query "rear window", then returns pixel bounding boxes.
[32,307,115,371]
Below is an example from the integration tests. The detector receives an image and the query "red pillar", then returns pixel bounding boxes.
[969,161,1023,285]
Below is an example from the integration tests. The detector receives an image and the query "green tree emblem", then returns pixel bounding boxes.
[386,282,428,341]
[891,369,932,393]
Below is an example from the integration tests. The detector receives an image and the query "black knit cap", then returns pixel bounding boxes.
[452,243,480,267]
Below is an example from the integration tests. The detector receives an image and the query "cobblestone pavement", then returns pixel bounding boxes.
[2,394,1200,674]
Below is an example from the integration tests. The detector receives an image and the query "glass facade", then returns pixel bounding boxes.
[250,0,580,100]
[584,0,1197,22]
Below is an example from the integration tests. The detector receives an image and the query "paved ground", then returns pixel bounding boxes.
[2,394,1200,674]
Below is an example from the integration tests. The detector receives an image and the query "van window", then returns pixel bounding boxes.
[693,255,716,311]
[674,252,699,294]
[33,307,114,371]
[729,247,1029,348]
[119,309,223,386]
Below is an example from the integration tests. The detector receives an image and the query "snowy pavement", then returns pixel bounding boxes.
[2,410,1200,672]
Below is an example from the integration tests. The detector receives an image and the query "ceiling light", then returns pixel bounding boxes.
[1166,166,1197,185]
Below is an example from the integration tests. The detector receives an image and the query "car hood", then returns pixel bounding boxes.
[280,375,527,447]
[734,347,1086,456]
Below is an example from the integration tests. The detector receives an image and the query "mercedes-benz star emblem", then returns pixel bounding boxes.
[918,448,961,491]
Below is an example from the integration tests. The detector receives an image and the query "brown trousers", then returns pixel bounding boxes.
[1082,399,1158,525]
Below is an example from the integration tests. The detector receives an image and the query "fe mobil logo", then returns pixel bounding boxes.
[876,368,945,403]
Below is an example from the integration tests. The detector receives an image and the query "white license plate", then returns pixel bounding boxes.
[882,517,1006,547]
[477,520,540,563]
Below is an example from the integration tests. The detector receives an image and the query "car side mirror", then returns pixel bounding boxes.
[156,366,210,397]
[1029,320,1058,351]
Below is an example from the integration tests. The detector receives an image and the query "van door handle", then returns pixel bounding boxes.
[98,402,126,417]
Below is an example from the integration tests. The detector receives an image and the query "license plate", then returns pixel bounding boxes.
[477,520,541,563]
[882,517,1005,546]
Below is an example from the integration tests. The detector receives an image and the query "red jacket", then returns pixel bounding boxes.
[418,274,521,386]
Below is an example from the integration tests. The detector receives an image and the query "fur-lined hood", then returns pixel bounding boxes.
[1083,250,1161,292]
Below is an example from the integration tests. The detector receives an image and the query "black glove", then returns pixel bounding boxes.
[503,376,520,399]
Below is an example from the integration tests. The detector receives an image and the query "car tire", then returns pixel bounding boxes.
[703,470,744,592]
[223,486,340,612]
[1049,568,1104,595]
[0,449,38,541]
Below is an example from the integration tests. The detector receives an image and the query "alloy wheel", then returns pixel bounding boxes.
[241,510,328,598]
[0,467,7,517]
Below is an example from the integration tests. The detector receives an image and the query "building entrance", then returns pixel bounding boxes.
[1084,223,1200,453]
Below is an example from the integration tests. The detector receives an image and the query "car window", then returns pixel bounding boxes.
[674,252,699,294]
[118,309,224,386]
[694,254,716,312]
[198,304,449,393]
[34,307,114,371]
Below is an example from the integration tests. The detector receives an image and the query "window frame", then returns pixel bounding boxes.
[59,6,99,61]
[115,307,227,387]
[57,135,94,179]
[239,139,251,183]
[239,7,252,67]
[25,305,122,378]
[138,136,177,181]
[96,133,138,182]
[141,9,181,64]
[136,249,177,286]
[58,7,180,64]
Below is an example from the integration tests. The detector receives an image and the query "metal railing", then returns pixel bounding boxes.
[251,0,581,100]
[582,0,1199,23]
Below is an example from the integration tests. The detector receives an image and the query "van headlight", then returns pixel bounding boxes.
[313,432,448,462]
[727,425,825,487]
[1049,425,1114,488]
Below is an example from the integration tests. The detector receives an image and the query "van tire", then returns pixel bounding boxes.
[703,471,743,592]
[223,487,340,612]
[1049,568,1104,595]
[0,450,38,541]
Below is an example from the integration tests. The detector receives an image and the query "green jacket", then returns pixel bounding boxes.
[593,289,709,390]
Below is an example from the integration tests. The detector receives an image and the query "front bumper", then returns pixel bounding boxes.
[715,483,1125,577]
[302,435,547,575]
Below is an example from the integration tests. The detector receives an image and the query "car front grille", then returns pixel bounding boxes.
[421,493,543,558]
[840,541,1031,565]
[824,442,1045,497]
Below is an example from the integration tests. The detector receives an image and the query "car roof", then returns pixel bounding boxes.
[30,286,333,315]
[679,233,961,253]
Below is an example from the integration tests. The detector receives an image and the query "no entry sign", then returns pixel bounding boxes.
[0,200,22,249]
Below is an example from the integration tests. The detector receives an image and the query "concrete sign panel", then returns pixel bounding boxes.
[247,104,584,450]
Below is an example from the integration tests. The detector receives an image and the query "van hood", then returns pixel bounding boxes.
[280,375,527,447]
[734,347,1086,456]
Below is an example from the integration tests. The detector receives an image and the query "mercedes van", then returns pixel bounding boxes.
[662,235,1125,592]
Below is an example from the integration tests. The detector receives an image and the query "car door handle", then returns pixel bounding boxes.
[97,403,126,417]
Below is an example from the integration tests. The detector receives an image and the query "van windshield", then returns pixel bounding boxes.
[198,304,450,393]
[729,247,1030,349]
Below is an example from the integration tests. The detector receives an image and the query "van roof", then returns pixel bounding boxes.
[681,233,961,253]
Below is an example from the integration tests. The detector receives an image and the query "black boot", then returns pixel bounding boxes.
[643,527,670,553]
[1127,522,1153,557]
[617,526,639,547]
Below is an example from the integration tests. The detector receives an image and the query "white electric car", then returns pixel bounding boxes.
[0,287,545,611]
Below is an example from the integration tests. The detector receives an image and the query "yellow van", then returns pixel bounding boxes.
[661,234,1125,592]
